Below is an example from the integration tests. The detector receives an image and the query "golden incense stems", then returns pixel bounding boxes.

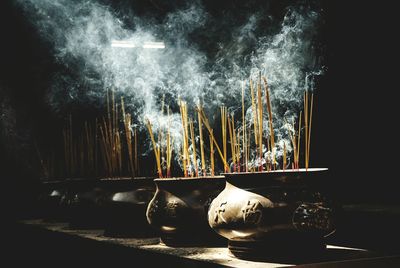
[304,91,308,169]
[263,77,275,167]
[189,119,198,176]
[166,107,172,178]
[228,114,240,172]
[99,120,110,175]
[116,131,122,175]
[287,117,297,170]
[235,126,241,172]
[122,97,135,176]
[159,95,165,174]
[297,111,302,169]
[285,117,295,170]
[197,105,206,176]
[196,107,229,169]
[210,130,214,176]
[250,79,258,148]
[228,115,235,169]
[257,80,263,169]
[166,131,171,177]
[134,127,139,175]
[242,82,248,172]
[179,101,190,177]
[304,92,314,169]
[181,144,186,176]
[308,94,314,168]
[145,119,162,178]
[221,106,228,172]
[247,126,252,172]
[232,116,240,172]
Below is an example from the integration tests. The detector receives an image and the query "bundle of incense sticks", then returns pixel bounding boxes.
[197,104,206,176]
[304,90,314,170]
[165,107,173,177]
[145,118,162,178]
[99,90,123,176]
[210,129,215,176]
[121,97,135,177]
[179,100,191,177]
[250,79,259,155]
[286,112,302,170]
[97,90,139,177]
[220,106,228,172]
[262,76,275,170]
[242,82,248,172]
[189,119,198,176]
[257,76,264,171]
[228,114,240,172]
[196,106,229,171]
[58,89,145,178]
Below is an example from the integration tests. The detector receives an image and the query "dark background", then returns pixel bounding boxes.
[1,1,399,267]
[0,0,398,218]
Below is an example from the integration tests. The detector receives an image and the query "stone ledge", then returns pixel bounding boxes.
[18,219,399,267]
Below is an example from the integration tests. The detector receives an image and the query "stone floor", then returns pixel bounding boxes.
[9,219,400,267]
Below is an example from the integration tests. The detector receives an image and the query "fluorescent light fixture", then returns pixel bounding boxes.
[142,42,165,49]
[111,40,136,48]
[111,40,165,49]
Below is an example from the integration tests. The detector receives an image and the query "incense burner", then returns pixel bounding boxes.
[102,177,156,237]
[146,177,226,246]
[208,168,336,260]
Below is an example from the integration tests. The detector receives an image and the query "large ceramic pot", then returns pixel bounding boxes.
[101,177,156,238]
[146,177,226,246]
[208,168,336,260]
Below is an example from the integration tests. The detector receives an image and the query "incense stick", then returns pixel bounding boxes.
[241,82,248,172]
[189,119,198,177]
[297,111,302,170]
[179,100,190,177]
[197,105,206,176]
[304,91,308,170]
[221,106,228,172]
[196,107,229,169]
[257,79,263,170]
[210,130,214,176]
[250,79,259,149]
[145,118,162,178]
[228,114,235,171]
[263,77,275,168]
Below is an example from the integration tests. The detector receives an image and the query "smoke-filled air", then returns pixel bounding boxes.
[15,0,325,177]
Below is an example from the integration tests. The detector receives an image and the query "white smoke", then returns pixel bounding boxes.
[16,0,324,172]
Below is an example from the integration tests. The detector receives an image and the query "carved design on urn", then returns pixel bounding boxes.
[292,202,334,233]
[214,201,227,224]
[165,200,179,218]
[241,199,263,225]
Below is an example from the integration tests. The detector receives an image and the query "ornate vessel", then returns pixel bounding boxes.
[146,177,226,246]
[208,168,336,260]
